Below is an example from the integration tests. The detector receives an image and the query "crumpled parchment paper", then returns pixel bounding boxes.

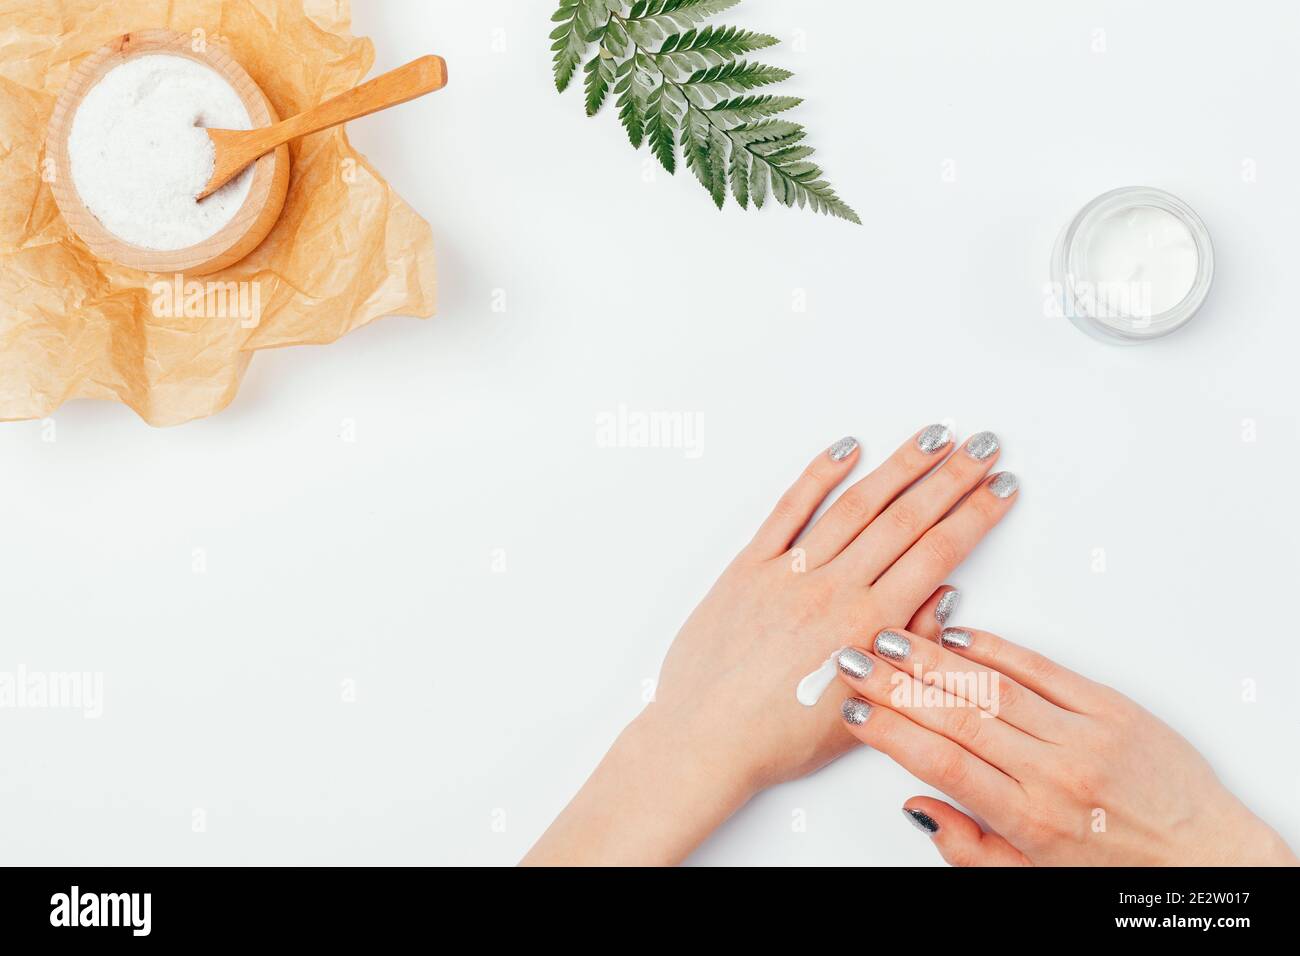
[0,0,437,426]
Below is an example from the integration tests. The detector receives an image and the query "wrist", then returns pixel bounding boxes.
[617,705,759,831]
[522,708,754,866]
[1189,800,1299,866]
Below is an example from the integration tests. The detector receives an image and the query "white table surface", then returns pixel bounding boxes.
[3,0,1298,866]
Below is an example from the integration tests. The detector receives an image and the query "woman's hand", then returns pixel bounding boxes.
[833,625,1298,866]
[524,426,1019,865]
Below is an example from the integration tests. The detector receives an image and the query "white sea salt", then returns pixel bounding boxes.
[68,54,255,251]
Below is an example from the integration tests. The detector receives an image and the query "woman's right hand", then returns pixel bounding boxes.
[833,624,1297,866]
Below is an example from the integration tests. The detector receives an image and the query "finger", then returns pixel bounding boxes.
[860,626,1074,741]
[872,471,1020,619]
[746,437,860,560]
[902,797,1030,867]
[796,424,954,568]
[907,585,960,641]
[836,640,1043,776]
[939,625,1108,714]
[839,695,1023,815]
[838,431,1000,582]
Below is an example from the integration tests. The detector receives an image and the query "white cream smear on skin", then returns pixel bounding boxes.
[795,649,844,707]
[1082,205,1198,319]
[68,54,254,251]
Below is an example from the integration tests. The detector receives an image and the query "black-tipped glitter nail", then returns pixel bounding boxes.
[902,808,940,834]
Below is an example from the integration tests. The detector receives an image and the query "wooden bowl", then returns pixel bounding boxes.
[46,30,290,276]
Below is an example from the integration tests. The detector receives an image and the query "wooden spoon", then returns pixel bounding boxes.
[197,54,447,200]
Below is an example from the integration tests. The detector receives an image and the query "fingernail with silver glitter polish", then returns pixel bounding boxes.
[935,588,960,626]
[916,423,952,455]
[842,697,872,725]
[874,629,911,661]
[988,471,1019,498]
[941,627,973,650]
[837,647,873,680]
[903,808,940,834]
[965,431,999,461]
[829,436,858,461]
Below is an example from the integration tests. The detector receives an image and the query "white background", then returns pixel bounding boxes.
[3,0,1298,866]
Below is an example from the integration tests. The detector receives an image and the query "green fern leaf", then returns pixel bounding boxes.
[615,70,643,145]
[683,60,793,101]
[604,15,631,56]
[707,125,730,209]
[614,58,655,147]
[761,155,862,224]
[729,138,749,208]
[749,152,769,208]
[706,94,802,126]
[553,0,859,223]
[681,108,713,194]
[626,0,743,44]
[551,2,584,92]
[763,144,816,163]
[628,0,739,15]
[660,80,689,121]
[729,119,803,146]
[584,51,616,116]
[646,84,678,174]
[655,25,778,72]
[552,0,611,92]
[750,129,808,156]
[616,90,644,147]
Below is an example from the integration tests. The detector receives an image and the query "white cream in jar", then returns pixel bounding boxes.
[1082,205,1198,318]
[1052,187,1214,342]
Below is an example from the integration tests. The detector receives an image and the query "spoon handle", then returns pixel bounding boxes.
[202,55,446,198]
[271,55,447,144]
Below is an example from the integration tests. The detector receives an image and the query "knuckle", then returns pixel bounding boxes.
[932,747,970,791]
[977,634,1003,671]
[1099,687,1140,721]
[979,634,1009,668]
[1068,764,1105,802]
[969,490,1002,523]
[1044,738,1108,794]
[803,464,830,486]
[912,643,943,676]
[772,493,802,521]
[935,458,974,491]
[834,488,873,524]
[947,706,983,746]
[990,676,1020,713]
[1020,651,1058,685]
[887,499,921,535]
[922,529,962,568]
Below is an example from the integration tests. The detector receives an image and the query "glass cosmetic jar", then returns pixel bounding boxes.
[1051,186,1214,344]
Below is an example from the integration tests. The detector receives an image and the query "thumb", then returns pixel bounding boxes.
[906,584,959,641]
[902,798,1030,867]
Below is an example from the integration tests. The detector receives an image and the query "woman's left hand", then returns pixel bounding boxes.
[834,625,1297,866]
[524,427,1016,865]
